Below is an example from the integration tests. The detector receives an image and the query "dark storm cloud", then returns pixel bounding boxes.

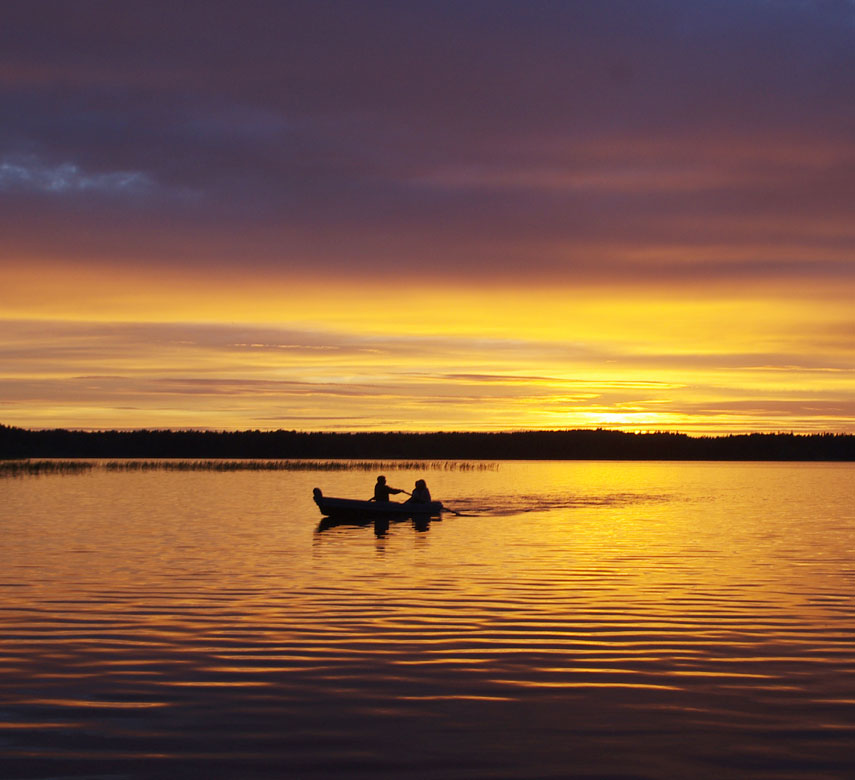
[1,0,853,281]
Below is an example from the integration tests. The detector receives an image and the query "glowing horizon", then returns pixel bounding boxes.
[3,264,853,434]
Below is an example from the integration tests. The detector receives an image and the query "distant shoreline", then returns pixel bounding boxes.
[2,424,854,461]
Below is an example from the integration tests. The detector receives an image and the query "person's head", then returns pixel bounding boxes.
[415,479,426,488]
[376,475,386,484]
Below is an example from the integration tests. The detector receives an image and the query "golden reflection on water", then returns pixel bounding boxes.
[2,461,855,778]
[15,699,170,709]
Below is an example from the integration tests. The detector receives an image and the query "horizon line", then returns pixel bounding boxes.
[3,424,852,439]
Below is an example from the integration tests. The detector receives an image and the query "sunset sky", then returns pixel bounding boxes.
[2,1,854,433]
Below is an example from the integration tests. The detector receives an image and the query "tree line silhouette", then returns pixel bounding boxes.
[2,424,853,460]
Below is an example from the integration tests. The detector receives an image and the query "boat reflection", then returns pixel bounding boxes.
[316,514,435,536]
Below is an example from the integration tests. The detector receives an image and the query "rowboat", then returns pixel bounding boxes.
[312,488,443,518]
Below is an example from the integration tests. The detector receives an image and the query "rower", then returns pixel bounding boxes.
[372,475,404,502]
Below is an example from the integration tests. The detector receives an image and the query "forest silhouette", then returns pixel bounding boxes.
[2,424,853,461]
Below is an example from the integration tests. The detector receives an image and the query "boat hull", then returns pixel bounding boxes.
[313,490,443,518]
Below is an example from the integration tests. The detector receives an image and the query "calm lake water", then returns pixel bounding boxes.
[3,460,855,779]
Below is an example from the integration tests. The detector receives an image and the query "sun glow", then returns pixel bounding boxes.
[2,259,854,433]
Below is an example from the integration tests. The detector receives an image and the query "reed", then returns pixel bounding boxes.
[0,460,96,477]
[1,458,497,476]
[102,459,497,472]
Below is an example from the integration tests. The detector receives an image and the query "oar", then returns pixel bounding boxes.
[441,504,469,516]
[398,487,468,516]
[403,490,466,516]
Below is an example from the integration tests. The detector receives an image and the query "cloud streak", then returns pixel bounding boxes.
[0,155,153,195]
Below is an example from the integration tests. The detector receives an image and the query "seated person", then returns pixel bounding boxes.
[406,479,431,504]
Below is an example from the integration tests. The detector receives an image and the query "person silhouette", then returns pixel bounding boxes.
[372,475,404,503]
[406,479,431,504]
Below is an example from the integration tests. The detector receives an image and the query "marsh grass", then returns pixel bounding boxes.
[0,460,96,477]
[105,460,497,472]
[1,459,497,477]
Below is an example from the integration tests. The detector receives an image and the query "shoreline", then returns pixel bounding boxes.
[2,425,854,461]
